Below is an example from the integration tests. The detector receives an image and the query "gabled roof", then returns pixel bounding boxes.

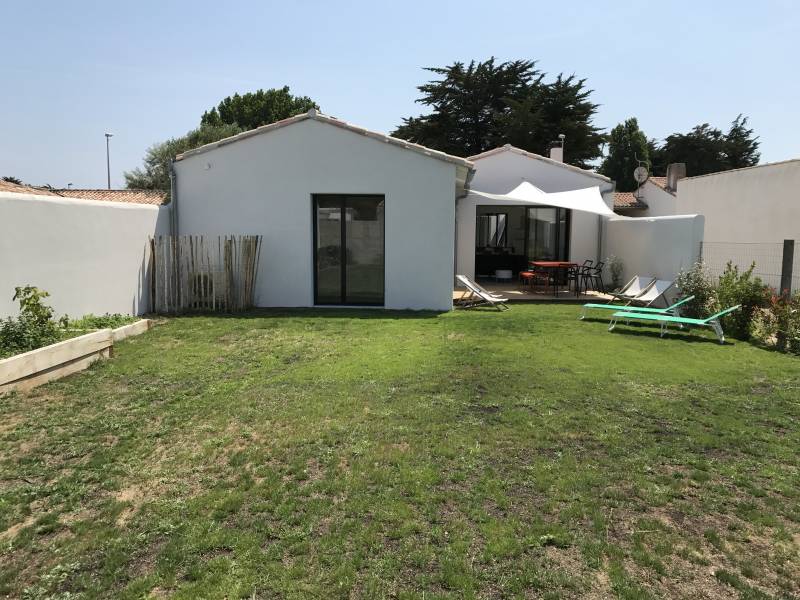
[54,189,167,205]
[175,109,475,169]
[614,191,648,211]
[467,144,612,184]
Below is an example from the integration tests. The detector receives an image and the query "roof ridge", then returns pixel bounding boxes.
[175,110,474,169]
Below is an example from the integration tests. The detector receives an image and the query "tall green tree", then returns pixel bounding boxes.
[201,87,317,130]
[124,123,242,198]
[599,118,650,191]
[127,86,319,196]
[649,115,760,176]
[723,114,760,169]
[392,58,604,167]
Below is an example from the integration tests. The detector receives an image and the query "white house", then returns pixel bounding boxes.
[172,109,473,311]
[456,145,615,280]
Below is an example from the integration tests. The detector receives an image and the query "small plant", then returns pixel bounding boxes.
[0,286,64,358]
[714,262,769,340]
[607,256,624,290]
[674,262,716,318]
[67,313,138,330]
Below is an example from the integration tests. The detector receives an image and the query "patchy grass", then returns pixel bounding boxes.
[1,304,799,599]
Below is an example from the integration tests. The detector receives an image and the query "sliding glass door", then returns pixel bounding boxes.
[313,195,385,305]
[526,207,570,261]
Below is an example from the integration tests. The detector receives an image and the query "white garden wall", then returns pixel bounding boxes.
[676,160,800,243]
[604,214,705,287]
[0,192,169,318]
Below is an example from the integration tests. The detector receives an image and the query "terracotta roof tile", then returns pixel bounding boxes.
[614,191,648,211]
[648,176,668,190]
[0,179,61,196]
[54,189,167,205]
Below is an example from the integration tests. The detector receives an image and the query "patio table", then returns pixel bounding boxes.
[529,261,578,296]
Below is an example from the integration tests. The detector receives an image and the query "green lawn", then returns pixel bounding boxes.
[1,305,799,599]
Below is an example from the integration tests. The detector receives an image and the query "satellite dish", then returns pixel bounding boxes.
[633,166,649,184]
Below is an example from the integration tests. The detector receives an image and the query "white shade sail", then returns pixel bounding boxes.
[468,181,616,217]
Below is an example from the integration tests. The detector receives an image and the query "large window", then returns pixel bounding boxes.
[526,207,569,261]
[314,195,385,305]
[476,213,508,248]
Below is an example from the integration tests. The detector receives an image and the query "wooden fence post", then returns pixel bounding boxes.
[780,239,794,297]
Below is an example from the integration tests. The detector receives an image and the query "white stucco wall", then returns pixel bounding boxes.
[456,149,615,278]
[174,118,459,311]
[604,215,705,286]
[625,181,678,217]
[676,160,800,243]
[0,192,169,318]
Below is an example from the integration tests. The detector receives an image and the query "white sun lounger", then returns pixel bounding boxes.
[608,275,656,303]
[455,275,509,311]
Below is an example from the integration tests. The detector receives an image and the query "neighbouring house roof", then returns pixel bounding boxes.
[647,176,676,195]
[0,179,61,196]
[1,179,167,205]
[614,191,648,211]
[175,109,475,170]
[467,144,613,185]
[54,189,167,205]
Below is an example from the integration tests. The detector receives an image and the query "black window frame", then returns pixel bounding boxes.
[312,194,386,307]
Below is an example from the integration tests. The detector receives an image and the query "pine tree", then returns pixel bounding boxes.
[393,58,604,166]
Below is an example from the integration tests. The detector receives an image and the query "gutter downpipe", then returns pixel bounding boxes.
[454,166,476,282]
[169,160,181,307]
[597,180,616,265]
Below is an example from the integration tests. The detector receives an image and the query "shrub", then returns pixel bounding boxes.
[0,286,64,358]
[714,262,770,340]
[674,262,716,318]
[607,256,624,290]
[751,292,800,354]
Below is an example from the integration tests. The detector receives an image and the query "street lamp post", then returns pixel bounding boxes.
[105,133,113,189]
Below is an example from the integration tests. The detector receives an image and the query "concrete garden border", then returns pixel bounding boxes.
[0,319,152,394]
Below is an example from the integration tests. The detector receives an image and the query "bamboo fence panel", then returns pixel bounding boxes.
[150,235,262,313]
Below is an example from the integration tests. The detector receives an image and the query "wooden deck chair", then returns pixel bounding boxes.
[455,275,509,311]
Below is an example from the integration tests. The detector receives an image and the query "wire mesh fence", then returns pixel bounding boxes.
[700,241,798,293]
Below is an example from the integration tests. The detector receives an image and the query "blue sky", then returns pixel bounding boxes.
[2,0,798,188]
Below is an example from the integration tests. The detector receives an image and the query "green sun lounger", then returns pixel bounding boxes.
[579,295,695,320]
[608,305,741,344]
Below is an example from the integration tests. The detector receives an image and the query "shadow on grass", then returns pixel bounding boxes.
[143,307,445,321]
[607,324,735,346]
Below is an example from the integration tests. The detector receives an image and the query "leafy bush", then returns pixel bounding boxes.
[0,286,64,358]
[674,262,716,318]
[714,262,770,340]
[67,313,138,330]
[750,292,800,354]
[607,256,624,290]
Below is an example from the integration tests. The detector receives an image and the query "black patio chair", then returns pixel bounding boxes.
[582,260,605,293]
[566,259,593,297]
